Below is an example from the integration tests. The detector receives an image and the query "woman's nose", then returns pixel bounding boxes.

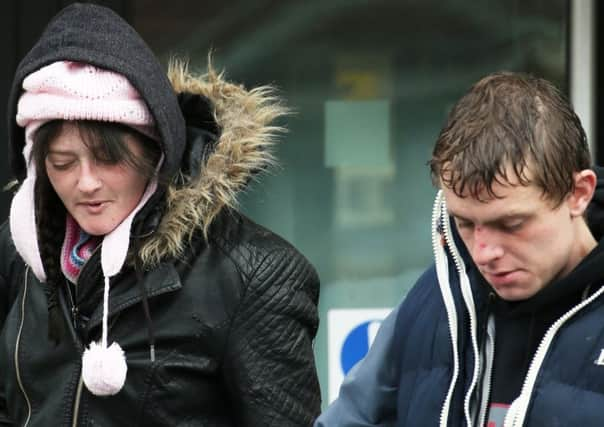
[77,162,102,193]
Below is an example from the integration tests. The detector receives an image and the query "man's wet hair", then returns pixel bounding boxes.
[429,72,591,205]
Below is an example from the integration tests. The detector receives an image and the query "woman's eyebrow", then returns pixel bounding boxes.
[46,149,76,155]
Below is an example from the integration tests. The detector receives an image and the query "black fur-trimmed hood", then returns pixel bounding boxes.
[7,3,287,267]
[139,62,286,266]
[7,2,185,183]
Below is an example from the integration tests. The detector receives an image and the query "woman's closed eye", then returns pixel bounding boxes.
[49,161,76,171]
[46,154,77,171]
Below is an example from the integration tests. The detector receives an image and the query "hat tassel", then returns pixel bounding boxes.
[81,276,127,396]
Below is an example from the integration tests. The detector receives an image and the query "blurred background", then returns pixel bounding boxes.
[0,0,600,408]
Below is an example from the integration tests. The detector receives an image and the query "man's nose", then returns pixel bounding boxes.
[471,228,504,265]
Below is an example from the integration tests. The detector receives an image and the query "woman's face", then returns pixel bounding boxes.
[45,122,149,236]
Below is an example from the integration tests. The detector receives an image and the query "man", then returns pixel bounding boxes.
[316,72,604,426]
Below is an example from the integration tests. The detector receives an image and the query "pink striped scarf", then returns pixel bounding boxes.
[61,215,102,283]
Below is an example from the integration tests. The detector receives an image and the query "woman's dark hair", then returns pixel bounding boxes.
[31,120,162,180]
[30,120,162,342]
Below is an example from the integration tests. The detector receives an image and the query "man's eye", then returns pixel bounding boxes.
[502,221,523,232]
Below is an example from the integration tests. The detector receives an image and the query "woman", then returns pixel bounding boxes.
[0,3,321,426]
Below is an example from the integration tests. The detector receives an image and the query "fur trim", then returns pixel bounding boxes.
[139,59,287,266]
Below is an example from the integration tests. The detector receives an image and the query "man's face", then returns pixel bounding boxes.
[443,171,596,301]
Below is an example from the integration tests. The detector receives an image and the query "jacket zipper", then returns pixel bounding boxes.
[70,244,101,328]
[15,268,32,427]
[432,192,461,427]
[503,283,604,427]
[433,191,482,426]
[69,246,100,427]
[72,376,84,427]
[439,192,481,425]
[476,315,495,426]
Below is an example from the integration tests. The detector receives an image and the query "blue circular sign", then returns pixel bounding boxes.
[340,320,381,375]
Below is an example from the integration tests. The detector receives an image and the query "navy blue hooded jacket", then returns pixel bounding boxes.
[316,169,604,426]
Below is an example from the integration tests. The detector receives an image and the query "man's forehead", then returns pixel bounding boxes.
[439,160,534,193]
[443,183,540,220]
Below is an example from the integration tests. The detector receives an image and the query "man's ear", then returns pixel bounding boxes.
[569,169,597,217]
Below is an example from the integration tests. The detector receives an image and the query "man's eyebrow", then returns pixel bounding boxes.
[449,211,531,225]
[447,207,472,222]
[449,211,471,223]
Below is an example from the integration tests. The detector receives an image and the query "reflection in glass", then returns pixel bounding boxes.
[133,0,567,406]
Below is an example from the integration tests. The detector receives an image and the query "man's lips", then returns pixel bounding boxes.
[485,270,515,277]
[482,269,521,286]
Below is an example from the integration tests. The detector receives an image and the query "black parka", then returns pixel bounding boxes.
[0,211,320,426]
[0,3,321,426]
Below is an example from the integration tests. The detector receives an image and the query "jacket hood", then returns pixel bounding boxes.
[7,3,287,267]
[7,2,185,182]
[139,62,286,266]
[586,166,604,240]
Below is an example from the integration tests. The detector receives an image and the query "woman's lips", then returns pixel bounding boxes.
[78,201,108,214]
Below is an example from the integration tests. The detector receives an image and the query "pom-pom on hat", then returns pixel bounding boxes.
[10,60,160,396]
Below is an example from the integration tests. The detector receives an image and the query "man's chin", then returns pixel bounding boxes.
[483,271,537,301]
[491,284,538,302]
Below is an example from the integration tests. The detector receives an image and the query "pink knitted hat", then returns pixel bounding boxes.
[17,61,157,135]
[10,60,161,397]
